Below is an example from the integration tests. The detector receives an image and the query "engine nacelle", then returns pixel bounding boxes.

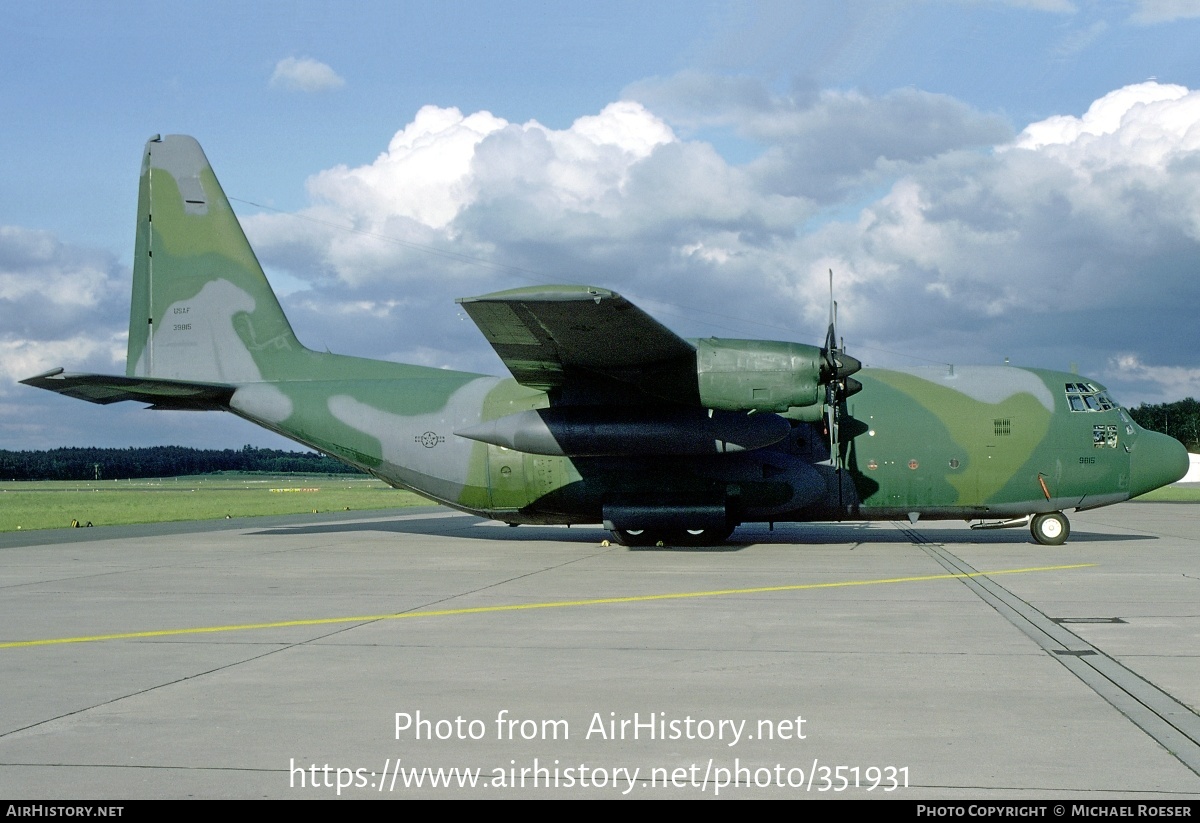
[694,338,825,412]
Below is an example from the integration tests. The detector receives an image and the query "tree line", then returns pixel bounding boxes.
[1128,398,1200,451]
[0,445,364,481]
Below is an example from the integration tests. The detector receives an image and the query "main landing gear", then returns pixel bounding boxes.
[609,525,736,547]
[1030,511,1070,546]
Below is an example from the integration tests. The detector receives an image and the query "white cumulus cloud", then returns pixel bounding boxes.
[307,106,510,230]
[1011,81,1197,164]
[0,225,125,341]
[237,81,1200,406]
[306,101,675,231]
[795,80,1200,402]
[269,57,345,92]
[0,334,124,387]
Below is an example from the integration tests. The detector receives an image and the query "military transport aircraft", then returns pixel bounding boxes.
[22,135,1190,546]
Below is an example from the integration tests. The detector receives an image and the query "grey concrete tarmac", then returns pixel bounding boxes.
[1,503,1199,799]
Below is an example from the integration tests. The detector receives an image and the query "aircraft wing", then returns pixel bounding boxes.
[20,369,235,410]
[456,286,698,395]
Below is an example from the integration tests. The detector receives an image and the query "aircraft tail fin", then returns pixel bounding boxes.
[126,135,306,383]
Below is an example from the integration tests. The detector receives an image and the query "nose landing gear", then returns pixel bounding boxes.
[1030,511,1070,546]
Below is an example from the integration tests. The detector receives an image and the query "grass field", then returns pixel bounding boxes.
[1129,485,1200,502]
[0,473,427,532]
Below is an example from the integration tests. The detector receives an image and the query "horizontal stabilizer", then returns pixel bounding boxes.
[20,368,235,410]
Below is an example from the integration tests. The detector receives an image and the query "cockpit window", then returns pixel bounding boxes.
[1065,383,1114,412]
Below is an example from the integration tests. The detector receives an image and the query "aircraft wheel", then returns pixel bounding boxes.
[676,525,736,546]
[609,528,658,547]
[1030,512,1070,546]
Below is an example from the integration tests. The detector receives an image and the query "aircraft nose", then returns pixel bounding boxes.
[1128,430,1189,498]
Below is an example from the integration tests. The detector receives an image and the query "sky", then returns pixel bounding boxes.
[5,0,1200,450]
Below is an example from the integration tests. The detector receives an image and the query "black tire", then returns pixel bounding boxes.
[1030,512,1070,546]
[675,525,736,546]
[609,528,659,547]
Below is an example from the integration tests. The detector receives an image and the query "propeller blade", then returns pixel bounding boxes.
[823,323,837,373]
[820,268,860,484]
[824,269,837,370]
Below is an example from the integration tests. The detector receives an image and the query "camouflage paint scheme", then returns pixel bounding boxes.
[22,136,1189,545]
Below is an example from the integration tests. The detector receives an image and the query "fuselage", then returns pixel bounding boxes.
[838,366,1185,520]
[226,359,1188,528]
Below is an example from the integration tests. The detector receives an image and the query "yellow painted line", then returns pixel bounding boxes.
[1,563,1094,650]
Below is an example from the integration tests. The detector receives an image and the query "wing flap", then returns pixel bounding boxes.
[21,368,235,410]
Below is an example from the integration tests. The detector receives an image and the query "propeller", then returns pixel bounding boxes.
[819,270,862,506]
[820,269,862,391]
